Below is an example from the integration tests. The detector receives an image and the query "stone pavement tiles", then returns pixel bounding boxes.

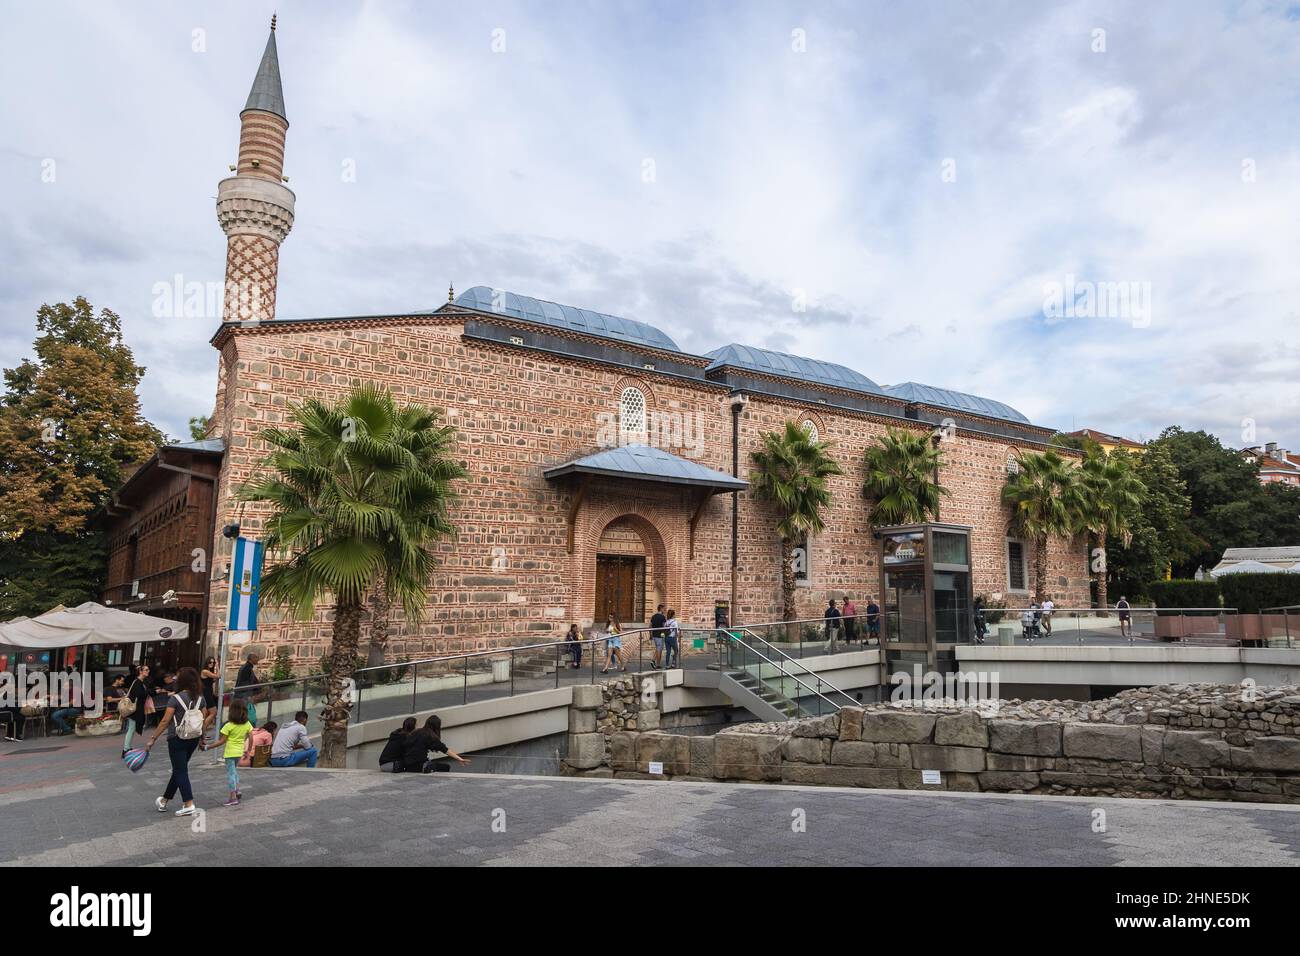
[2,738,1299,867]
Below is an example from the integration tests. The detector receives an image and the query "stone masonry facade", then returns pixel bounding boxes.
[563,682,1300,805]
[203,315,1090,671]
[195,25,1090,674]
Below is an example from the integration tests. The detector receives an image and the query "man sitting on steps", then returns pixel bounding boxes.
[270,711,318,768]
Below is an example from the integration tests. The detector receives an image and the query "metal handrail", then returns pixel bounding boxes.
[719,628,847,714]
[987,606,1236,613]
[231,628,660,696]
[731,625,858,707]
[733,613,878,630]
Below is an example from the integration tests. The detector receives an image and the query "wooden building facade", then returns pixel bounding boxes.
[101,439,224,672]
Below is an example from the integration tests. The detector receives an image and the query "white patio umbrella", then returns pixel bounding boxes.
[0,601,187,648]
[1209,559,1286,577]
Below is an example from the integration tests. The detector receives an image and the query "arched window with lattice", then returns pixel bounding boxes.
[801,419,820,443]
[619,387,647,441]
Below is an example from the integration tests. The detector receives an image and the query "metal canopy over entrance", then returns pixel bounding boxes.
[877,522,974,679]
[544,443,747,556]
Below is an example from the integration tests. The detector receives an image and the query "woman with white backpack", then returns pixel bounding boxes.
[143,667,212,817]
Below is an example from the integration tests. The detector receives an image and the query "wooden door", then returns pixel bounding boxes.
[595,556,639,623]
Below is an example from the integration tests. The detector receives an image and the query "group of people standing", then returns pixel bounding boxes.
[562,606,683,673]
[822,595,881,644]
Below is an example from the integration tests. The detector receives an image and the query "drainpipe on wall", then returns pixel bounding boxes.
[930,432,942,522]
[729,393,749,621]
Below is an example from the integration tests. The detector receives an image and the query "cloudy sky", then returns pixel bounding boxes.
[2,0,1298,447]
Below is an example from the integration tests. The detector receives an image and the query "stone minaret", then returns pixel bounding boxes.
[216,17,294,324]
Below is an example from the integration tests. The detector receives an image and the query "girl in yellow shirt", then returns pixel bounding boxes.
[212,700,255,807]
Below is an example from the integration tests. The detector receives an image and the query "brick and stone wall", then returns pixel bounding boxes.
[563,683,1300,804]
[564,674,664,770]
[204,316,1089,673]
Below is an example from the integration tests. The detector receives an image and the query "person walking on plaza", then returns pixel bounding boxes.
[649,604,667,668]
[600,614,625,673]
[865,596,881,644]
[121,663,152,754]
[565,623,583,669]
[1116,596,1132,639]
[1040,596,1054,637]
[212,700,254,807]
[380,717,417,772]
[400,714,471,773]
[663,609,682,669]
[200,657,220,733]
[271,711,318,768]
[842,595,858,645]
[233,653,261,727]
[973,596,988,645]
[145,667,211,817]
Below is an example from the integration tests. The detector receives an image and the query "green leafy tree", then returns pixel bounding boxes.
[749,421,843,621]
[188,416,209,441]
[1001,449,1080,603]
[239,384,465,766]
[1253,482,1300,550]
[0,298,162,618]
[1075,447,1145,612]
[861,427,948,526]
[1149,427,1293,574]
[1106,445,1198,599]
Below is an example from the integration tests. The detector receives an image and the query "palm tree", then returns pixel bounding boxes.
[365,569,391,670]
[749,421,843,621]
[1076,447,1146,613]
[1000,449,1080,603]
[862,428,949,526]
[239,384,465,766]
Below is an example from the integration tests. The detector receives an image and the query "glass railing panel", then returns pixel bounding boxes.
[251,678,302,730]
[301,677,329,736]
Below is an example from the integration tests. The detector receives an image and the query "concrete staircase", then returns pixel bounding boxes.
[511,647,568,680]
[718,668,801,722]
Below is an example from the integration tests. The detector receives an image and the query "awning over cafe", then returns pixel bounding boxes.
[0,602,189,649]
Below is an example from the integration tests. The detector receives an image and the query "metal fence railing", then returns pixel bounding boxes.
[214,605,1293,733]
[1260,606,1300,648]
[966,606,1255,647]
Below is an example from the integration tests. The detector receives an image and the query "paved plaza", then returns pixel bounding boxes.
[2,732,1297,867]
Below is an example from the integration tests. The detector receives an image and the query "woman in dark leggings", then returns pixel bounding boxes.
[121,663,152,755]
[143,667,211,817]
[200,658,220,733]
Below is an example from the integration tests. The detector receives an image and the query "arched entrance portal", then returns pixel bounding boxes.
[593,516,666,625]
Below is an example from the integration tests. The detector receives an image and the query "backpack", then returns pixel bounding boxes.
[173,693,205,740]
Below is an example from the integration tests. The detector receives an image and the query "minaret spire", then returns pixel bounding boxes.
[243,22,286,121]
[216,22,296,324]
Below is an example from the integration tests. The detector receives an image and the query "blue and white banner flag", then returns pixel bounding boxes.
[227,537,265,631]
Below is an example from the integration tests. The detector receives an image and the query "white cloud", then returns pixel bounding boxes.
[0,0,1296,452]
